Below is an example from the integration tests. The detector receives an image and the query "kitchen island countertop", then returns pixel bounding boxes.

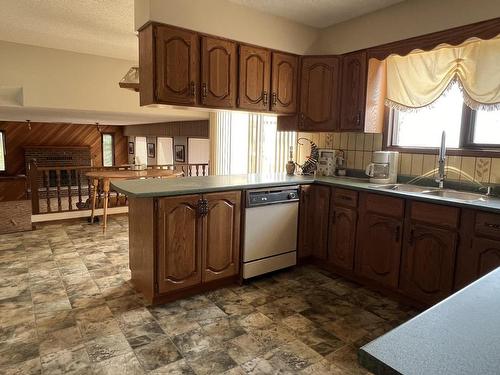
[111,173,500,213]
[359,267,500,375]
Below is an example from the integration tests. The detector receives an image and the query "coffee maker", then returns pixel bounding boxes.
[365,151,399,184]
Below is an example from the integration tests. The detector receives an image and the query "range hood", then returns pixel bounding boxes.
[119,67,139,92]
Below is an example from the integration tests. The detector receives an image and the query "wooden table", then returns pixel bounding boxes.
[86,169,182,232]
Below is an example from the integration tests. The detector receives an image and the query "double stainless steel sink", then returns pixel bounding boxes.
[373,184,491,202]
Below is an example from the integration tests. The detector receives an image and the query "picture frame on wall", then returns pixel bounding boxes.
[147,143,155,158]
[175,145,185,162]
[128,141,134,154]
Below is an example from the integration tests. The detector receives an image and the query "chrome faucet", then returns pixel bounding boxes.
[436,131,446,189]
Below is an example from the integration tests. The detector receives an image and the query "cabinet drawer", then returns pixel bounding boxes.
[410,201,459,228]
[475,212,500,239]
[364,193,404,218]
[333,188,358,208]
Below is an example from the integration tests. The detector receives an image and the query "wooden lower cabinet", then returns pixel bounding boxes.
[328,194,357,272]
[311,185,331,260]
[202,191,241,282]
[155,191,241,299]
[455,210,500,289]
[400,223,457,305]
[356,213,402,288]
[298,185,313,259]
[157,195,202,293]
[469,238,500,278]
[298,185,330,260]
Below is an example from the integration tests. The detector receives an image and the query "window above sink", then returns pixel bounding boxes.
[386,82,500,156]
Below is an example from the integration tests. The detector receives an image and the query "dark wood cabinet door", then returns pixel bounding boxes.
[155,25,199,105]
[400,224,457,305]
[271,52,298,114]
[201,36,237,108]
[456,237,500,289]
[298,185,313,259]
[311,185,331,260]
[471,238,500,278]
[339,51,367,131]
[299,56,341,131]
[157,195,202,293]
[202,191,241,282]
[328,205,357,271]
[238,45,271,111]
[355,213,402,288]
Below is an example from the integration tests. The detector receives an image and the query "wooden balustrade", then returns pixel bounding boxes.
[27,161,209,214]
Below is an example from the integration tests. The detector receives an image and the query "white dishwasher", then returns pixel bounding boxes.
[243,186,299,279]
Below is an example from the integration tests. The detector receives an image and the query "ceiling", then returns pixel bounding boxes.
[0,0,407,60]
[0,106,209,126]
[0,0,138,61]
[228,0,406,28]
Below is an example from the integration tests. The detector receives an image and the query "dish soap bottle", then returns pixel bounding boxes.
[286,146,296,175]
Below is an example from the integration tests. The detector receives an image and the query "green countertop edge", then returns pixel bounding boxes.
[111,174,500,214]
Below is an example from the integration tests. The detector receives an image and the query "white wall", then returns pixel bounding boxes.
[135,0,319,55]
[135,0,500,56]
[311,0,500,54]
[0,40,208,122]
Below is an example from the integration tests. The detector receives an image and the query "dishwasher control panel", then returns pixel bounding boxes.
[246,186,300,207]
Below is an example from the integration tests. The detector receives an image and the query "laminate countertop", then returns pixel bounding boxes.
[110,173,500,213]
[359,267,500,375]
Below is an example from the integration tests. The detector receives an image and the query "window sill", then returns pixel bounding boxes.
[384,146,500,158]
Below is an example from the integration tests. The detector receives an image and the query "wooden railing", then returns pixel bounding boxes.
[27,161,209,214]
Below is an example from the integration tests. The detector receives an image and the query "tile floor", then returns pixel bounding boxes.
[0,216,418,374]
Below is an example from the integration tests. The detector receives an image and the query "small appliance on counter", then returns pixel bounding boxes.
[336,150,347,176]
[316,149,337,177]
[365,151,399,183]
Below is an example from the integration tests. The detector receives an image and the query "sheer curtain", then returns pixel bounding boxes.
[209,112,296,176]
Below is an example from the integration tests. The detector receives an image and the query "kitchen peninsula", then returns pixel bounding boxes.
[112,173,500,306]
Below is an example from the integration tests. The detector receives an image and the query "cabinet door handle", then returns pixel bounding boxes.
[201,83,207,98]
[197,199,208,217]
[339,195,352,201]
[272,92,277,106]
[408,229,414,245]
[356,112,361,125]
[484,222,500,230]
[299,113,305,128]
[263,91,268,106]
[189,81,196,97]
[395,225,400,242]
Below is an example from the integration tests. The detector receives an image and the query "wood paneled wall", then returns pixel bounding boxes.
[0,121,128,175]
[124,120,209,137]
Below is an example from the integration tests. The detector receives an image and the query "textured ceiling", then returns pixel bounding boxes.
[0,0,137,61]
[0,106,209,126]
[228,0,406,28]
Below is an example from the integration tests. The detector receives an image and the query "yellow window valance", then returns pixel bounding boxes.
[385,36,500,111]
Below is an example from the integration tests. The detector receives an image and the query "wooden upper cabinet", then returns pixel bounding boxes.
[271,52,299,114]
[202,191,241,282]
[154,25,199,105]
[340,51,367,131]
[157,195,202,293]
[200,36,237,108]
[299,56,341,132]
[238,45,271,111]
[400,224,457,305]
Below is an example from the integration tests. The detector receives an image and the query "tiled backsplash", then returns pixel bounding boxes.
[297,132,500,184]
